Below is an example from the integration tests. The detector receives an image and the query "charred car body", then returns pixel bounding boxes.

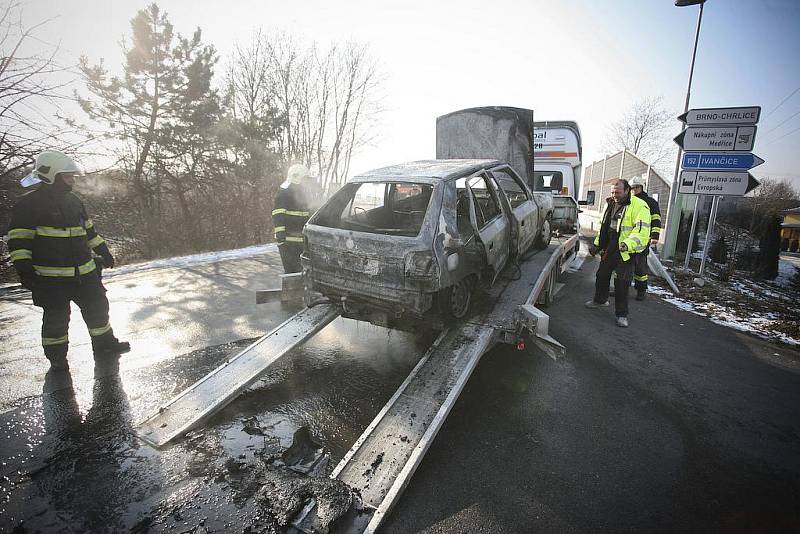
[301,159,553,327]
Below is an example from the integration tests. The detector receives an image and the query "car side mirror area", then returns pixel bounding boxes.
[579,191,596,205]
[443,234,464,251]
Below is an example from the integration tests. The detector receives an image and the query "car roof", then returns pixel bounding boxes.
[350,159,503,184]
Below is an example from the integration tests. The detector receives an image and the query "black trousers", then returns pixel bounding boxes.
[33,274,117,361]
[634,246,650,292]
[594,249,635,317]
[278,242,303,274]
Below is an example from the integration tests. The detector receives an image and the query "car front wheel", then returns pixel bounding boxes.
[534,216,552,249]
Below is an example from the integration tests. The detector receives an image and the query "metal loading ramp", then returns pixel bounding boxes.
[329,324,496,531]
[294,235,579,533]
[135,304,340,448]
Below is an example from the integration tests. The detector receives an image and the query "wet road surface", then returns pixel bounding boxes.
[383,249,800,533]
[0,250,435,531]
[2,245,799,532]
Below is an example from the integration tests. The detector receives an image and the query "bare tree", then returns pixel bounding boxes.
[227,32,383,191]
[747,177,799,235]
[602,96,676,172]
[0,0,78,180]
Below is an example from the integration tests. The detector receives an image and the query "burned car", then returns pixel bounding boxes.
[301,160,553,326]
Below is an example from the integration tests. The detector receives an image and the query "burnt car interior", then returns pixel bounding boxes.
[455,175,504,232]
[313,181,433,237]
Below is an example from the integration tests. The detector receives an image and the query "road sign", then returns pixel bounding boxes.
[673,125,757,152]
[681,152,764,171]
[678,106,761,126]
[678,170,760,196]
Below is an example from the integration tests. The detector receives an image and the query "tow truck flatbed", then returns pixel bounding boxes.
[288,235,578,532]
[134,234,580,530]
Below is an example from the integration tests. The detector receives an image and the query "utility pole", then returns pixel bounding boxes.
[662,0,706,260]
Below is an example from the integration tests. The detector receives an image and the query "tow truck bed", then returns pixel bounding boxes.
[134,234,580,531]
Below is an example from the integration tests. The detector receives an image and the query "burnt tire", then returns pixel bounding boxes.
[534,216,552,250]
[437,276,474,320]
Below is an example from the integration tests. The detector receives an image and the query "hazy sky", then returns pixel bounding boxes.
[21,0,800,187]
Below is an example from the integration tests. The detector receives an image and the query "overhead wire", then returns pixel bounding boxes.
[768,124,800,144]
[762,109,800,138]
[762,85,800,121]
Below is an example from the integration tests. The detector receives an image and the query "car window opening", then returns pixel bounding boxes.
[312,181,433,237]
[492,169,530,208]
[456,175,503,230]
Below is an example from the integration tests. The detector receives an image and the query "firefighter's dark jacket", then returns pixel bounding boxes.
[272,184,311,244]
[7,186,110,279]
[635,191,662,241]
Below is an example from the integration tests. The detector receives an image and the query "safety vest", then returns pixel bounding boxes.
[272,183,312,245]
[7,188,108,278]
[594,195,651,262]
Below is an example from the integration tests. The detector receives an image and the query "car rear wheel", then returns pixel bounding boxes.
[437,276,474,319]
[534,216,552,249]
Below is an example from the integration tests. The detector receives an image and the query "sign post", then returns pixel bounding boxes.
[671,105,763,275]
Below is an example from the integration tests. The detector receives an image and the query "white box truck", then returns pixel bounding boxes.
[532,121,582,234]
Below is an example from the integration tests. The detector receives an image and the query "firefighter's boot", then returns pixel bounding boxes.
[44,345,69,370]
[92,331,131,358]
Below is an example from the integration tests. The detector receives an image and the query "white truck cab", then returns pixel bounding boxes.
[533,121,582,234]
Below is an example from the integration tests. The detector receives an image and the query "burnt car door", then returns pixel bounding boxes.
[463,173,510,283]
[489,165,538,255]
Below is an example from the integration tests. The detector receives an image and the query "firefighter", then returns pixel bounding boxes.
[585,179,651,327]
[8,150,130,370]
[272,164,318,273]
[630,176,661,300]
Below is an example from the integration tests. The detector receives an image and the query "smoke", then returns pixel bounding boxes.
[76,172,127,198]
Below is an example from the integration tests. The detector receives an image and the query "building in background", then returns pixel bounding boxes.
[781,206,800,252]
[579,149,671,235]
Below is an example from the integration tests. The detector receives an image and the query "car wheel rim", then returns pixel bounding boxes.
[450,280,471,318]
[542,220,551,242]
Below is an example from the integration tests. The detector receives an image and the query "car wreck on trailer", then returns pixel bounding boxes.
[301,159,553,328]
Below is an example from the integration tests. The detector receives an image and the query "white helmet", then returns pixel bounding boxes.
[287,163,311,185]
[630,175,647,189]
[21,150,82,187]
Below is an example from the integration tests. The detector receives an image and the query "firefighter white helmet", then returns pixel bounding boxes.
[21,150,83,187]
[630,175,647,190]
[287,163,311,185]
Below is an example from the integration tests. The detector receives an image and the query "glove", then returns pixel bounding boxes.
[100,250,115,269]
[588,244,599,257]
[19,271,36,291]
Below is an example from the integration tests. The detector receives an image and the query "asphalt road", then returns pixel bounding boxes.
[1,246,798,532]
[383,250,800,533]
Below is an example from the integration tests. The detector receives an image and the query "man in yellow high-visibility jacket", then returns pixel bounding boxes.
[585,179,651,327]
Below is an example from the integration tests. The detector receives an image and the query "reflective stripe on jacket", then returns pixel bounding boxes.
[7,187,109,279]
[635,191,662,241]
[594,194,651,262]
[272,183,312,244]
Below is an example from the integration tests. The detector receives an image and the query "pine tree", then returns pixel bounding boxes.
[755,217,781,280]
[77,3,219,254]
[710,234,728,264]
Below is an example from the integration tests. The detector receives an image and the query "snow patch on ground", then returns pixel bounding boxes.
[104,244,278,278]
[649,285,799,347]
